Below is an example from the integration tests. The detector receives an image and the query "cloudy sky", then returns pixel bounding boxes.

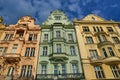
[0,0,120,25]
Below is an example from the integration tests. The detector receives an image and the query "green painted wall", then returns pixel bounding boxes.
[37,10,84,79]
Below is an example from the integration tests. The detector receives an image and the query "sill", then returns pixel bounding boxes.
[40,55,48,57]
[69,54,77,56]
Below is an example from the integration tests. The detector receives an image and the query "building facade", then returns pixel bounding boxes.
[0,16,41,80]
[37,10,84,80]
[74,14,120,80]
[0,16,6,38]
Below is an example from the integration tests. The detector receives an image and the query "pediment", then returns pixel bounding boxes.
[82,14,107,21]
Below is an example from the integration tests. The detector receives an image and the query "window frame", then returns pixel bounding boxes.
[94,66,105,79]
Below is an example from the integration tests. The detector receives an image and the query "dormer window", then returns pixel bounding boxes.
[54,16,61,20]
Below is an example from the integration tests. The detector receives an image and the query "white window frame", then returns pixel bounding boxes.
[56,44,61,53]
[42,46,48,56]
[94,66,105,79]
[110,65,120,78]
[11,44,18,53]
[41,64,47,74]
[70,46,75,55]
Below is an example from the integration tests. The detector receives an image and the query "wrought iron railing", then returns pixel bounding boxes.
[37,73,84,80]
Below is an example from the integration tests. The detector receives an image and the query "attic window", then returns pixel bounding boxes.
[91,17,95,20]
[54,16,61,20]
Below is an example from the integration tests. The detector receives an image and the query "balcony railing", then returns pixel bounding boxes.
[0,75,34,80]
[4,53,21,63]
[37,73,84,80]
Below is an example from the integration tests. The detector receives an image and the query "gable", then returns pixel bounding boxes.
[82,14,107,21]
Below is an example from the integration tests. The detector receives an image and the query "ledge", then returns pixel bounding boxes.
[103,56,120,64]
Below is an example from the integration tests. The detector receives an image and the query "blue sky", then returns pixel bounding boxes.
[0,0,120,25]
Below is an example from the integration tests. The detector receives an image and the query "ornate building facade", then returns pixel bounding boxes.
[0,16,41,80]
[36,10,84,80]
[74,14,120,80]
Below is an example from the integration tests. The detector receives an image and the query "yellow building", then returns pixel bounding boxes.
[74,14,120,80]
[0,16,41,80]
[0,16,6,38]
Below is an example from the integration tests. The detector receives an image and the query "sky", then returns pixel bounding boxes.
[0,0,120,25]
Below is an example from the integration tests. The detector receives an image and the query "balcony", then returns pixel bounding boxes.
[49,53,68,61]
[0,75,34,80]
[97,41,114,48]
[4,53,21,63]
[37,73,84,80]
[94,31,107,36]
[51,38,66,42]
[103,56,120,64]
[89,56,103,65]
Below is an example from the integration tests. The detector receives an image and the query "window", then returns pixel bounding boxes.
[93,27,96,32]
[68,34,73,41]
[110,65,120,78]
[102,35,107,41]
[72,64,78,74]
[93,26,103,32]
[56,44,61,53]
[107,47,115,56]
[62,64,66,75]
[42,46,48,56]
[91,17,95,20]
[70,46,75,55]
[0,47,8,56]
[89,50,99,59]
[30,48,35,57]
[41,65,47,74]
[54,16,61,20]
[44,34,48,41]
[107,27,114,32]
[94,66,105,78]
[28,34,37,41]
[86,37,94,43]
[4,34,13,40]
[97,35,102,42]
[7,66,14,76]
[83,26,90,32]
[25,48,30,57]
[56,31,61,38]
[20,65,26,77]
[54,65,58,75]
[100,27,103,31]
[27,65,32,77]
[16,30,24,38]
[102,48,108,57]
[25,47,35,57]
[112,37,120,43]
[97,35,107,43]
[11,44,18,53]
[20,65,32,78]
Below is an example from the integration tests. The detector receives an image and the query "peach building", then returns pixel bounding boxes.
[0,16,41,80]
[74,14,120,80]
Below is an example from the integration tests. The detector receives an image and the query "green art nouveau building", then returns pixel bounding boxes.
[36,10,84,80]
